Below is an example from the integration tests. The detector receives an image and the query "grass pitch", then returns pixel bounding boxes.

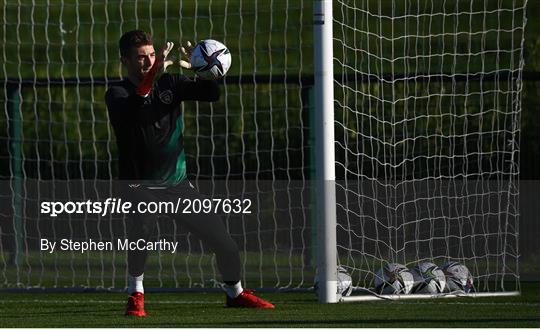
[1,282,539,328]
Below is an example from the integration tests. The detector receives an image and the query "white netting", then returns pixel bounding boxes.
[334,0,525,294]
[0,0,527,295]
[0,1,312,290]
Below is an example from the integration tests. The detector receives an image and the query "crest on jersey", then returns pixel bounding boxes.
[159,89,173,104]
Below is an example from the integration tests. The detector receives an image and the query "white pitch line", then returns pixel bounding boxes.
[0,300,538,307]
[0,300,224,304]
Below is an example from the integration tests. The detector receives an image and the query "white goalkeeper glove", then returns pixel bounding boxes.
[179,41,194,70]
[136,41,175,97]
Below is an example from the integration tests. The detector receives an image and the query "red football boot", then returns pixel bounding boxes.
[226,289,275,309]
[125,292,147,317]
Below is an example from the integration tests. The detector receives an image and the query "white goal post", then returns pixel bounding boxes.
[314,0,338,304]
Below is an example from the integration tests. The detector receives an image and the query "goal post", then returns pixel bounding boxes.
[314,0,338,304]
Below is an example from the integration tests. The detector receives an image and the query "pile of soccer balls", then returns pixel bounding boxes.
[314,261,474,297]
[374,261,475,295]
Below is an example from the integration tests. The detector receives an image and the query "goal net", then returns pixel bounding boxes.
[0,1,312,290]
[332,0,525,299]
[0,0,527,297]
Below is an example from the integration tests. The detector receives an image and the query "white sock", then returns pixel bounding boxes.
[224,281,243,298]
[128,273,144,295]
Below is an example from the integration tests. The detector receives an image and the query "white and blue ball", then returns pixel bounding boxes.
[442,261,475,293]
[410,262,446,294]
[374,263,414,294]
[314,266,353,297]
[190,39,232,80]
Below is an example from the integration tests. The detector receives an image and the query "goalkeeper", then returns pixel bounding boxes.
[105,30,274,317]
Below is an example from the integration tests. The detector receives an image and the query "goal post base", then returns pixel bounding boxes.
[341,291,521,302]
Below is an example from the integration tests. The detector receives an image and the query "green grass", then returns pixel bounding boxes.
[1,282,539,327]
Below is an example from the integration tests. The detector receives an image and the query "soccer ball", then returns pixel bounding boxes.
[314,266,353,297]
[374,263,414,294]
[441,261,475,293]
[410,262,446,294]
[190,39,232,80]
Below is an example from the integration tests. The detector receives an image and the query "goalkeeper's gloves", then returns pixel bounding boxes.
[179,41,194,70]
[136,42,175,97]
